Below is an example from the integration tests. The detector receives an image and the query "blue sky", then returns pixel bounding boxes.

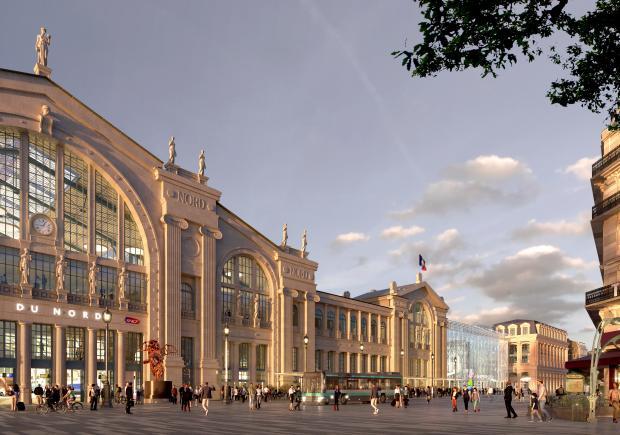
[1,0,604,344]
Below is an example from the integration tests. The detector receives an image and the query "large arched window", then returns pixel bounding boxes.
[380,321,387,343]
[220,254,271,328]
[292,304,299,327]
[370,318,377,342]
[361,317,368,341]
[350,315,357,338]
[339,313,346,336]
[181,283,195,319]
[0,128,148,310]
[410,302,430,349]
[327,310,335,337]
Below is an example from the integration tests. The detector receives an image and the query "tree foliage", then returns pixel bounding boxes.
[392,0,620,119]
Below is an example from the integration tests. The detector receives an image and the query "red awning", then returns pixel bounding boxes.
[566,350,620,370]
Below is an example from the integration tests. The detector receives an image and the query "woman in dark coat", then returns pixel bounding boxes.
[333,385,341,411]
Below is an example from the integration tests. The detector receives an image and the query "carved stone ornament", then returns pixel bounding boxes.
[38,105,53,136]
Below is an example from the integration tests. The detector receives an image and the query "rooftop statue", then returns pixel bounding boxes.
[35,27,51,66]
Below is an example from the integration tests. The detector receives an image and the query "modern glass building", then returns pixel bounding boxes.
[447,320,508,389]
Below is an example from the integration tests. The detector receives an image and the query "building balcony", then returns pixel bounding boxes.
[585,283,617,306]
[0,283,20,297]
[33,288,56,300]
[67,293,90,306]
[592,146,620,177]
[592,191,620,218]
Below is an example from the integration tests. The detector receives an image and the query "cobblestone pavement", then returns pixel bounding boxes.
[1,396,618,435]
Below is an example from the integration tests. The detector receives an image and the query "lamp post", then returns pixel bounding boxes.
[360,343,365,372]
[224,323,230,404]
[400,348,404,379]
[303,334,309,372]
[431,352,435,395]
[453,356,457,389]
[102,308,112,408]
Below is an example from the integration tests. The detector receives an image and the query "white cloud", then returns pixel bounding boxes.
[460,306,520,325]
[381,225,425,240]
[465,245,596,325]
[333,232,370,246]
[511,213,590,240]
[391,155,537,218]
[562,156,597,181]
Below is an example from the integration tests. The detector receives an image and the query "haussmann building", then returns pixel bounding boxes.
[0,62,449,403]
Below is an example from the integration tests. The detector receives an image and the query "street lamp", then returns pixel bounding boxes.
[431,352,435,395]
[359,343,365,372]
[303,335,309,372]
[400,348,404,378]
[224,323,230,404]
[102,308,112,408]
[453,356,457,389]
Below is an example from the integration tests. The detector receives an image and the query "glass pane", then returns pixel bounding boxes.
[63,150,88,252]
[28,134,56,218]
[94,171,117,259]
[0,128,21,239]
[124,204,144,265]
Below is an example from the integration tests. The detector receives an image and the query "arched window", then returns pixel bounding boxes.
[220,255,271,328]
[350,315,357,337]
[292,304,299,327]
[371,319,377,341]
[181,283,195,318]
[339,313,346,336]
[380,321,387,343]
[327,310,335,336]
[315,308,323,332]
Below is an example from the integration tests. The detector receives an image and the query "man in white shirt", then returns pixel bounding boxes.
[537,379,552,422]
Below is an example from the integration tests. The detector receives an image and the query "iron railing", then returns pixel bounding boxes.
[129,302,147,313]
[0,283,20,297]
[585,284,616,305]
[592,191,620,218]
[67,293,90,305]
[592,147,620,176]
[32,288,55,300]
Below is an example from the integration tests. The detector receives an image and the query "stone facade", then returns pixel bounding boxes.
[0,68,449,402]
[494,320,568,392]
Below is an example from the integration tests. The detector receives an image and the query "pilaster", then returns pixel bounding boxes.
[87,327,97,387]
[18,321,32,404]
[53,324,65,386]
[116,330,126,386]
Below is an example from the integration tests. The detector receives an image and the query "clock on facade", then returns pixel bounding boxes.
[32,215,54,236]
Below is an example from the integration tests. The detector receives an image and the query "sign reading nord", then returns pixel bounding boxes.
[170,190,207,209]
[282,264,315,282]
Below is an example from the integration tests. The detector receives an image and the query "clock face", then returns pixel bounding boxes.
[32,216,54,236]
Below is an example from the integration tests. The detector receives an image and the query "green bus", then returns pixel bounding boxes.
[302,371,402,405]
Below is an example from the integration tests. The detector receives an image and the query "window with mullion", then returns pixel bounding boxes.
[66,327,85,361]
[32,323,52,359]
[66,259,87,296]
[63,150,88,252]
[28,134,56,219]
[0,128,21,239]
[127,271,146,304]
[0,320,16,358]
[30,252,55,291]
[0,246,19,285]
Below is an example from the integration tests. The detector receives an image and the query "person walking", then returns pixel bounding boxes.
[451,387,458,412]
[333,385,341,411]
[125,382,134,415]
[504,381,517,418]
[610,382,620,423]
[529,392,542,422]
[462,386,470,414]
[288,385,295,411]
[370,382,380,415]
[201,382,212,416]
[248,383,255,410]
[34,383,44,406]
[471,387,480,413]
[426,386,432,405]
[394,384,401,408]
[294,386,302,411]
[183,384,193,412]
[255,383,262,410]
[537,379,552,422]
[88,384,98,411]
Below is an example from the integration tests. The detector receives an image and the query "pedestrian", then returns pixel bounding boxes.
[451,386,458,412]
[370,382,379,415]
[294,386,302,411]
[471,387,480,413]
[333,385,341,411]
[183,384,193,412]
[125,382,134,414]
[504,381,517,418]
[426,386,432,404]
[248,383,255,410]
[7,386,16,411]
[88,384,98,410]
[462,386,470,414]
[529,392,542,422]
[394,384,401,408]
[13,383,20,404]
[288,385,295,411]
[33,383,43,406]
[610,382,620,423]
[536,379,552,422]
[171,384,178,404]
[255,383,262,409]
[201,382,212,416]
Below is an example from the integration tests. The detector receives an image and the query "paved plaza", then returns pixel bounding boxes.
[1,397,619,435]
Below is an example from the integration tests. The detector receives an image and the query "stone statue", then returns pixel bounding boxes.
[166,136,176,168]
[118,265,127,301]
[301,229,308,258]
[198,149,206,178]
[253,293,260,321]
[35,27,51,66]
[389,281,398,295]
[55,254,66,292]
[19,248,31,286]
[281,223,288,247]
[38,105,53,135]
[88,261,98,297]
[235,290,241,315]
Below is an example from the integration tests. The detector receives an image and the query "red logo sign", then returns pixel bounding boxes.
[125,316,140,325]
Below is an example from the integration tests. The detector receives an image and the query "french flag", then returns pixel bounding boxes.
[419,254,427,272]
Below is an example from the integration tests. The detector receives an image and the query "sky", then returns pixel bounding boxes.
[0,0,606,345]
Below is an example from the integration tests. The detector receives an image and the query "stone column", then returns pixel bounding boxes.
[230,342,238,384]
[53,324,66,386]
[18,321,32,404]
[161,215,188,385]
[87,328,97,387]
[199,226,222,385]
[345,352,351,372]
[346,309,351,340]
[19,132,29,242]
[116,330,126,386]
[280,288,296,373]
[249,343,256,383]
[368,312,373,342]
[377,314,382,344]
[357,310,362,341]
[390,310,401,372]
[303,293,318,372]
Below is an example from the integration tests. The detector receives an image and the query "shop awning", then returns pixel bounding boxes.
[565,350,620,370]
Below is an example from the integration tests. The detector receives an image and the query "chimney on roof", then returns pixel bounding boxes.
[343,291,350,298]
[389,281,398,295]
[416,272,423,284]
